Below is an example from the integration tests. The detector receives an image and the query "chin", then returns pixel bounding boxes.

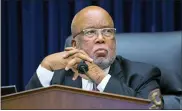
[93,56,107,63]
[93,55,116,69]
[95,56,106,60]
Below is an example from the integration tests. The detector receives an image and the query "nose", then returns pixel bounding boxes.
[95,31,105,44]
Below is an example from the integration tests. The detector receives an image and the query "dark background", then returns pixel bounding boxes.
[1,0,182,91]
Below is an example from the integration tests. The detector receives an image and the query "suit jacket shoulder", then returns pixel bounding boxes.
[120,56,161,80]
[104,55,161,98]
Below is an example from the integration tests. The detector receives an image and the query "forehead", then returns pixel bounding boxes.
[76,10,113,31]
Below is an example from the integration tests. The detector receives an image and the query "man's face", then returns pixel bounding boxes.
[73,9,116,69]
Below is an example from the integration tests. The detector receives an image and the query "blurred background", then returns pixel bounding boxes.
[1,0,182,91]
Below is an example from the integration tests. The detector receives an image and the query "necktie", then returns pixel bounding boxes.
[93,83,99,91]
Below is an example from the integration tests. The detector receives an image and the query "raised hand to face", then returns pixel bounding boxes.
[41,47,106,84]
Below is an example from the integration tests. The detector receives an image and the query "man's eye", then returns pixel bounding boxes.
[85,30,96,35]
[103,29,113,36]
[105,29,112,33]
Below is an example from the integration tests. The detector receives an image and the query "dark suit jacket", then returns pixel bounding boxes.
[26,55,161,99]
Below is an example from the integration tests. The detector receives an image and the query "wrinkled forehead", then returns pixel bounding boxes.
[72,9,114,36]
[80,18,113,30]
[80,10,113,29]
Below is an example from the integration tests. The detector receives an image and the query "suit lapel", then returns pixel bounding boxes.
[63,73,82,88]
[52,69,82,88]
[109,56,125,80]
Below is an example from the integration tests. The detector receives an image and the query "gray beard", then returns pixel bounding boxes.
[92,54,116,70]
[78,43,116,70]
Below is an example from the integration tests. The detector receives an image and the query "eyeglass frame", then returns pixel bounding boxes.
[72,28,116,39]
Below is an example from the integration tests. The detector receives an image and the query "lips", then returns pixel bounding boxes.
[95,48,107,52]
[94,48,108,57]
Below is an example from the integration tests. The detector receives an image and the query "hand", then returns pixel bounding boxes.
[63,47,93,80]
[40,47,92,72]
[41,51,70,71]
[64,47,106,84]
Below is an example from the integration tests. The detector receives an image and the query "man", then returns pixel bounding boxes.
[26,6,162,106]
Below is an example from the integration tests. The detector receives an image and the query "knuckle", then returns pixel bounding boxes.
[76,58,81,62]
[73,57,79,62]
[68,60,74,66]
[75,49,79,52]
[80,50,85,54]
[66,51,70,55]
[79,50,83,53]
[73,53,78,58]
[77,53,82,57]
[72,59,76,63]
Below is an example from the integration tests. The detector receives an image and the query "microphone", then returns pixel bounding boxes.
[77,60,97,90]
[77,60,89,74]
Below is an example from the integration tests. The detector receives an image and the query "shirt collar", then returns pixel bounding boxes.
[103,66,110,75]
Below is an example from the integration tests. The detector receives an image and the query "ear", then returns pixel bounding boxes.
[71,39,77,48]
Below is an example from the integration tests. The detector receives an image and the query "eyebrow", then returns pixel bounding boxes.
[83,25,113,30]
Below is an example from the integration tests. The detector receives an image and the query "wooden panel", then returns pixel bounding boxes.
[1,85,151,109]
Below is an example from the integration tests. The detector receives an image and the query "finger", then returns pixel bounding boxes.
[64,49,89,58]
[65,57,81,71]
[63,49,79,58]
[79,50,89,56]
[79,74,91,81]
[68,49,88,56]
[64,47,75,51]
[73,53,93,62]
[79,50,93,62]
[72,70,79,80]
[66,49,87,56]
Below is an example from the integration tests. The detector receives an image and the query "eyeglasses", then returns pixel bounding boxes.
[73,28,116,39]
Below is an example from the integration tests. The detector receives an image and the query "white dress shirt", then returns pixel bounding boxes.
[36,65,111,92]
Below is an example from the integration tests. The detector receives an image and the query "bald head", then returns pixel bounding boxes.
[71,6,114,38]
